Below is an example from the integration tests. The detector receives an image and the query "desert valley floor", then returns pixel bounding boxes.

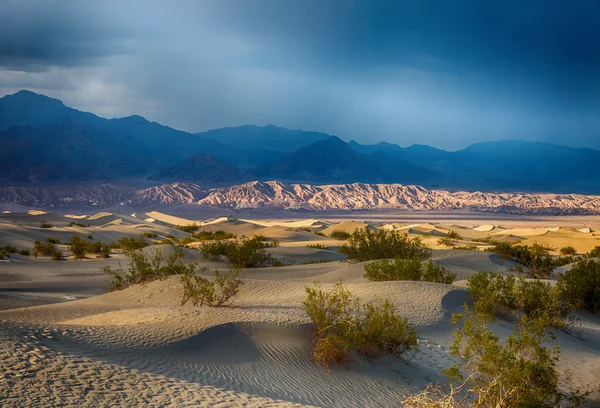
[1,209,599,407]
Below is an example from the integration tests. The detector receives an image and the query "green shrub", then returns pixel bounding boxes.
[103,246,195,290]
[330,229,351,240]
[193,230,236,241]
[559,245,576,256]
[364,258,456,284]
[315,231,326,236]
[412,310,584,407]
[33,240,58,257]
[116,236,148,251]
[180,267,243,307]
[306,244,329,250]
[437,237,454,247]
[339,226,431,262]
[51,250,64,261]
[467,272,568,328]
[303,282,417,368]
[87,233,93,239]
[486,241,557,277]
[176,224,200,233]
[47,236,61,244]
[199,240,237,261]
[447,230,462,240]
[588,246,600,258]
[452,244,479,250]
[304,258,333,264]
[18,249,31,256]
[68,221,86,227]
[557,258,600,313]
[69,235,88,259]
[2,245,17,253]
[40,222,54,228]
[141,232,158,238]
[226,237,275,268]
[199,236,277,268]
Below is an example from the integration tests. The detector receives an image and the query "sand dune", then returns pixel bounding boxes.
[0,211,599,406]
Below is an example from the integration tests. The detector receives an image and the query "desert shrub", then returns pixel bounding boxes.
[557,258,600,313]
[70,235,88,259]
[84,240,110,258]
[199,240,237,261]
[364,258,456,284]
[51,250,64,261]
[180,267,243,307]
[560,245,576,256]
[226,237,275,268]
[303,282,417,368]
[453,244,479,250]
[40,222,54,228]
[33,240,59,258]
[304,258,333,264]
[87,233,93,239]
[18,249,31,256]
[486,241,557,278]
[437,237,454,247]
[103,246,195,290]
[315,231,326,236]
[447,230,462,240]
[47,236,60,244]
[467,272,568,328]
[339,226,431,262]
[306,244,329,250]
[330,229,351,240]
[194,230,236,241]
[404,309,591,407]
[68,221,86,227]
[199,236,277,267]
[2,245,17,253]
[116,236,148,251]
[141,232,158,238]
[178,236,198,246]
[176,224,200,233]
[588,246,600,258]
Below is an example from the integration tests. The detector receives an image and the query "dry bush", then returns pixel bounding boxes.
[103,246,195,290]
[180,267,244,307]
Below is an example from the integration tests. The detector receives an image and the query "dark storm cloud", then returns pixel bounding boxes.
[0,0,598,149]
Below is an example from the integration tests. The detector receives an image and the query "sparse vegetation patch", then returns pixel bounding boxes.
[303,282,417,368]
[364,258,456,284]
[339,226,431,262]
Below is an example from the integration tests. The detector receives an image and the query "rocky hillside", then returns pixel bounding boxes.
[2,181,600,215]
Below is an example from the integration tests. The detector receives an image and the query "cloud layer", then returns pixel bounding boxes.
[1,0,598,149]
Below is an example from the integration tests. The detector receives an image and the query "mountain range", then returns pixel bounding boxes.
[2,181,600,215]
[1,90,599,194]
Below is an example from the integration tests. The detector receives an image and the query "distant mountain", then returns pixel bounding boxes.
[259,136,382,182]
[258,136,435,183]
[0,120,153,183]
[197,125,330,152]
[2,90,600,193]
[3,180,600,215]
[0,90,231,162]
[151,153,247,183]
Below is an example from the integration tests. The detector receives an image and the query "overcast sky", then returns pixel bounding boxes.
[0,0,598,150]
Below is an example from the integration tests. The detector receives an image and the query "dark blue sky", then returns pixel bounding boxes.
[0,0,598,149]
